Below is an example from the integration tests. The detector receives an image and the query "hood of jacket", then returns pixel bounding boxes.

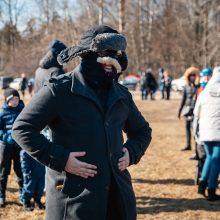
[205,66,220,97]
[39,50,62,69]
[2,100,25,112]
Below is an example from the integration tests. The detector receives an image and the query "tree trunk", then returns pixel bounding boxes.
[99,0,104,25]
[138,0,145,70]
[202,1,209,68]
[118,0,125,33]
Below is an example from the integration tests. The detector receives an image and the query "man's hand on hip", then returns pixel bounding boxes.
[65,152,97,178]
[118,147,130,171]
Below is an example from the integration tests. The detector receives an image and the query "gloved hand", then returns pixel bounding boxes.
[2,133,8,143]
[7,135,14,145]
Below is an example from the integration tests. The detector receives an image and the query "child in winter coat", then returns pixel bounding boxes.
[20,150,45,211]
[0,88,24,208]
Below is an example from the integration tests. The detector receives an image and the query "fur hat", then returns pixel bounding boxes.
[184,67,200,86]
[4,88,20,103]
[57,25,127,65]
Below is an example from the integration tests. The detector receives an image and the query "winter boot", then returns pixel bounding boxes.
[181,146,191,151]
[207,189,220,201]
[0,197,5,208]
[23,200,33,212]
[34,199,45,210]
[189,153,199,160]
[198,181,207,197]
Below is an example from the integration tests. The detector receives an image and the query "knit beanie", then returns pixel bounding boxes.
[4,88,20,103]
[48,40,67,56]
[200,68,212,77]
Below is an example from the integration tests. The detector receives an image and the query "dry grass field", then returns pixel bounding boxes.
[0,90,219,220]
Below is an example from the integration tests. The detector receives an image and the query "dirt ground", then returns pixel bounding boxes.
[0,90,219,220]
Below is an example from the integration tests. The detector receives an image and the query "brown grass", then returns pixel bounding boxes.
[0,91,219,220]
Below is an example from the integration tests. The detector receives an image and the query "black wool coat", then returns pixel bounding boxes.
[12,70,152,220]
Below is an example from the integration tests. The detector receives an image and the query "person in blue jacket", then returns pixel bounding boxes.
[0,88,24,208]
[20,150,45,211]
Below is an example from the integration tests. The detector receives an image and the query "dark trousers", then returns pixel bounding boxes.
[141,89,147,100]
[161,90,165,99]
[20,151,45,202]
[165,87,171,100]
[185,119,192,149]
[0,143,23,198]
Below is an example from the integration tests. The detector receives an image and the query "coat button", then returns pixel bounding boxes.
[109,152,112,157]
[105,122,109,127]
[105,185,109,191]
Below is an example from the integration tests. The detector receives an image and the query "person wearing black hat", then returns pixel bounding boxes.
[34,39,67,94]
[0,88,24,208]
[12,25,152,220]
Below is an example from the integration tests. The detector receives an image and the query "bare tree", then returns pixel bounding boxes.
[1,0,220,77]
[118,0,126,33]
[99,0,104,25]
[138,0,145,69]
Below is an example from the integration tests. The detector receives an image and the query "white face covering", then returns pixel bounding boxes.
[97,56,121,74]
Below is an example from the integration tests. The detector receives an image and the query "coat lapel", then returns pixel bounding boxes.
[106,81,125,116]
[71,71,126,116]
[70,72,104,114]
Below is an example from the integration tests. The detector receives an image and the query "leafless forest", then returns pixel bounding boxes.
[0,0,220,77]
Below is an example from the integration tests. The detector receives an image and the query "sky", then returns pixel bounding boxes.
[0,0,79,32]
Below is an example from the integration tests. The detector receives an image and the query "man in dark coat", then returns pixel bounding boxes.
[34,40,67,94]
[12,25,152,220]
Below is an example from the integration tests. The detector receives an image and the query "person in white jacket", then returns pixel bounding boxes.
[193,66,220,201]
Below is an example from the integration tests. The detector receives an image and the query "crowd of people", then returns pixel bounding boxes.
[0,24,219,220]
[177,66,220,201]
[139,67,172,101]
[138,64,220,202]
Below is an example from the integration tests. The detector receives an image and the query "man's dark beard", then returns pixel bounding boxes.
[79,52,119,89]
[101,63,117,77]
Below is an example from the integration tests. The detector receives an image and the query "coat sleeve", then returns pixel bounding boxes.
[50,68,65,78]
[12,83,70,173]
[123,97,152,165]
[193,94,202,136]
[178,87,186,114]
[0,114,4,138]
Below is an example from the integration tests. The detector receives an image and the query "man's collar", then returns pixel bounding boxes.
[70,71,125,114]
